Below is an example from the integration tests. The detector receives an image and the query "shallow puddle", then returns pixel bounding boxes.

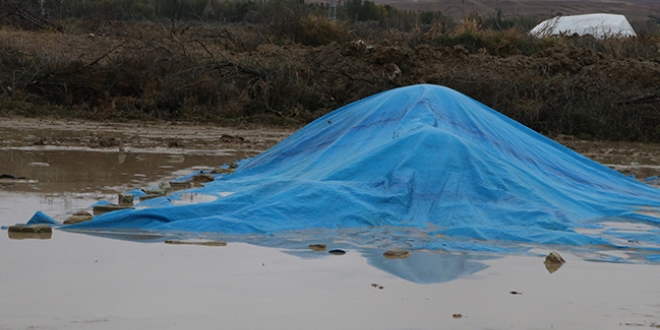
[0,148,246,195]
[2,139,660,329]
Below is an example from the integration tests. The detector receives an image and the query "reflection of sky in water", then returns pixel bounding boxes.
[3,170,660,329]
[5,146,660,282]
[365,252,492,284]
[55,228,495,284]
[3,130,660,328]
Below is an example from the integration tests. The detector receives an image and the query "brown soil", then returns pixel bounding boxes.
[0,116,293,152]
[555,134,660,179]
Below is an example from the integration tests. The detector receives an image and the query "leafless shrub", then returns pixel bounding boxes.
[2,17,660,140]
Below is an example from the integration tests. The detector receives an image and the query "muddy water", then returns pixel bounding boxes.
[2,143,660,329]
[1,148,243,194]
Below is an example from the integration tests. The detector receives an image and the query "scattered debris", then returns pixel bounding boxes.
[370,283,384,290]
[383,249,411,259]
[8,224,52,240]
[308,244,327,251]
[164,240,227,246]
[64,210,94,224]
[544,251,566,274]
[452,313,463,319]
[27,162,49,167]
[328,249,346,255]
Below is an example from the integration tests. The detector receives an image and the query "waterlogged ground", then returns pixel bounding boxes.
[2,118,660,330]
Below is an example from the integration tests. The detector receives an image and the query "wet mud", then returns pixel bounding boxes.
[0,117,293,152]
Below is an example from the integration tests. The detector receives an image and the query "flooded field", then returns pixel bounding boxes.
[2,119,660,329]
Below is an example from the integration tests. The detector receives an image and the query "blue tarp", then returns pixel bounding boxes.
[30,84,660,259]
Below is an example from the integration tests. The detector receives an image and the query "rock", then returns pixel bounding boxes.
[141,182,173,197]
[158,181,172,193]
[210,167,235,175]
[118,193,134,207]
[545,251,565,263]
[139,194,164,201]
[8,224,52,233]
[170,181,194,191]
[544,251,566,274]
[308,244,327,251]
[8,224,52,239]
[383,249,411,259]
[141,188,167,196]
[64,210,93,224]
[93,204,132,215]
[192,174,214,184]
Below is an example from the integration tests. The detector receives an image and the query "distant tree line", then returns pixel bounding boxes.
[1,0,457,32]
[2,0,659,36]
